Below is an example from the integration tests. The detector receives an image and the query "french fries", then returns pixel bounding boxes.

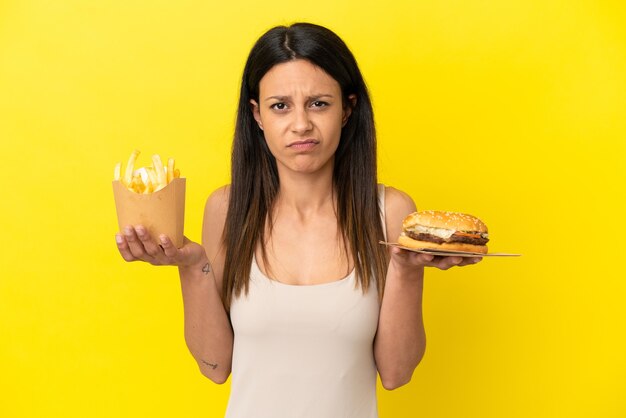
[167,158,175,184]
[123,149,140,186]
[114,150,180,194]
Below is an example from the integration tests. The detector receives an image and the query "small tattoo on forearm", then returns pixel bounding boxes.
[201,359,218,369]
[202,262,211,275]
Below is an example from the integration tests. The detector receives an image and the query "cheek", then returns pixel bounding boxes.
[258,121,285,154]
[324,114,344,141]
[259,113,286,134]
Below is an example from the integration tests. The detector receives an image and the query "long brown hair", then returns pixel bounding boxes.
[221,23,388,309]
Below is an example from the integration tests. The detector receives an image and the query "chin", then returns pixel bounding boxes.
[279,155,335,176]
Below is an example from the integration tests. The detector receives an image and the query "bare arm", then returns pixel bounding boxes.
[115,186,234,384]
[373,187,481,390]
[180,185,233,383]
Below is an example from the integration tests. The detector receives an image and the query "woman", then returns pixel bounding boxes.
[115,22,481,418]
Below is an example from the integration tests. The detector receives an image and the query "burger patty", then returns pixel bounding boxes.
[406,231,489,246]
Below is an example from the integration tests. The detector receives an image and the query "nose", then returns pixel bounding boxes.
[291,107,313,134]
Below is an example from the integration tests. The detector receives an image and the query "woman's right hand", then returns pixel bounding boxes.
[115,225,207,268]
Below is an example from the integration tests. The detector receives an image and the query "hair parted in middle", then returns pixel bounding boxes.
[221,22,388,309]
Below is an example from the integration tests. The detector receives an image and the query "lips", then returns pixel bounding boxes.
[287,139,319,150]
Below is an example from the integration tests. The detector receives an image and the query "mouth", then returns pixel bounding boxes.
[287,139,320,150]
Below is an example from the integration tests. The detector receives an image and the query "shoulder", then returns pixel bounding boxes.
[205,185,230,213]
[382,186,417,242]
[383,186,416,218]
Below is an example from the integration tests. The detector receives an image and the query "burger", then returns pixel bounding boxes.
[398,210,489,254]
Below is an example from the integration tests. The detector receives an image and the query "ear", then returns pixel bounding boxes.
[342,94,357,127]
[250,99,263,130]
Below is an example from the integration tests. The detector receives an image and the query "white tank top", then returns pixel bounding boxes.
[225,185,387,418]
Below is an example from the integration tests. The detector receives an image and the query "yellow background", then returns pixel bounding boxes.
[1,1,625,417]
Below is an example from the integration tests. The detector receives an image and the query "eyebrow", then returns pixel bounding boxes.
[264,94,335,102]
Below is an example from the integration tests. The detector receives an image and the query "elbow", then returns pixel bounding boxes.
[205,372,230,385]
[198,364,231,384]
[209,375,230,385]
[379,348,426,391]
[381,372,413,391]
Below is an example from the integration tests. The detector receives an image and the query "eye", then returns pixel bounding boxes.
[270,102,287,111]
[311,101,328,108]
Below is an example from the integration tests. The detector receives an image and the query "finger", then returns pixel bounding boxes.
[458,257,483,267]
[431,256,463,270]
[135,225,162,258]
[123,226,149,260]
[417,253,435,263]
[158,234,179,259]
[390,246,412,259]
[391,248,434,266]
[115,233,137,262]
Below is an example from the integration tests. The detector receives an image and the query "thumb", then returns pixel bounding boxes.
[178,240,207,266]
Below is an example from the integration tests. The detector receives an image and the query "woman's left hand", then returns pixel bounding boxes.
[389,246,482,271]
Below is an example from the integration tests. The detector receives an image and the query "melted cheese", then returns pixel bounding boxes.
[407,225,489,240]
[407,225,456,239]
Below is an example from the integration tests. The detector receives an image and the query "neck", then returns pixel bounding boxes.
[275,165,335,218]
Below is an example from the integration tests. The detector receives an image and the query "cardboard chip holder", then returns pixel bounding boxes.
[113,178,186,248]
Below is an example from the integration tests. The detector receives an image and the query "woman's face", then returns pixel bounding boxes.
[251,59,354,176]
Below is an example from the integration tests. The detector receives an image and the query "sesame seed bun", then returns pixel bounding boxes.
[402,210,488,233]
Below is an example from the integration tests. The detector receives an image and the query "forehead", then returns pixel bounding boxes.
[258,59,341,96]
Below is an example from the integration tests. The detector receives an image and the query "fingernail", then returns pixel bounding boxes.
[124,226,133,236]
[115,234,123,244]
[159,235,167,244]
[136,226,145,236]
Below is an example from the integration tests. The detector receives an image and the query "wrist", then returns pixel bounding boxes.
[178,254,211,277]
[388,259,425,284]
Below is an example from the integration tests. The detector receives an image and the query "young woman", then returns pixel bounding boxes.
[115,22,481,418]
